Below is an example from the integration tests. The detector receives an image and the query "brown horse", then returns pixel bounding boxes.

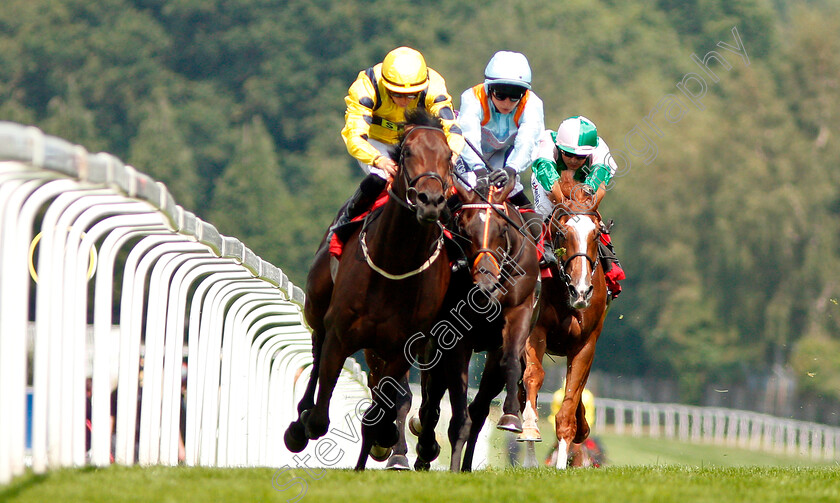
[410,174,540,471]
[283,109,453,470]
[519,198,610,469]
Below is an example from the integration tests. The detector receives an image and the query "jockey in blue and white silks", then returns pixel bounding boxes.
[456,51,544,203]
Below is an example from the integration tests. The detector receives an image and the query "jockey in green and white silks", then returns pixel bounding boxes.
[530,116,616,218]
[530,116,625,297]
[456,51,544,203]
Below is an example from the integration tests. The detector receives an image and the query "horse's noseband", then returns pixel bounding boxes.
[551,210,600,291]
[559,251,598,287]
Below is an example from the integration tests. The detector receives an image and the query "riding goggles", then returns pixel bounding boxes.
[560,149,589,160]
[491,88,524,102]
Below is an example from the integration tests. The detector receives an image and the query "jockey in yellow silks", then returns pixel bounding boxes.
[334,47,464,229]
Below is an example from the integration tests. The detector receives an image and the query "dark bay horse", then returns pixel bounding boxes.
[520,196,609,469]
[283,109,453,470]
[411,175,540,471]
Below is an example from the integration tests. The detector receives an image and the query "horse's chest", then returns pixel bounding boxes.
[543,311,584,353]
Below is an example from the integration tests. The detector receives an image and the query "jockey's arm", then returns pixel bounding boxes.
[532,156,561,201]
[341,74,386,168]
[456,87,484,171]
[505,93,545,174]
[425,69,465,158]
[583,162,613,206]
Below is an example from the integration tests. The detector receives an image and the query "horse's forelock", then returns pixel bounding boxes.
[403,108,443,130]
[392,109,445,163]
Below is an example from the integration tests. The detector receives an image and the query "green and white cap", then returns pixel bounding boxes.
[555,116,599,156]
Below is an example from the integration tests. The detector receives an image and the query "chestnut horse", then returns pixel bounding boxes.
[519,200,609,469]
[411,174,540,471]
[283,109,452,470]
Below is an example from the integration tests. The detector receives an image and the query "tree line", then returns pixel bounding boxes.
[2,0,838,406]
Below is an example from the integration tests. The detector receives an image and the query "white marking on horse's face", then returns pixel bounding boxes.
[567,215,597,249]
[479,211,487,223]
[567,216,596,294]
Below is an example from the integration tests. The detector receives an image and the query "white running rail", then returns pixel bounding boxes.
[594,397,840,460]
[0,122,371,485]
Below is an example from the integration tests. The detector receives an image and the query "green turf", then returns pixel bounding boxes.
[497,430,837,468]
[2,465,839,503]
[3,429,838,503]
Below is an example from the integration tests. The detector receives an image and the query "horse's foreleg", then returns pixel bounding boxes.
[303,333,346,441]
[446,347,471,472]
[555,340,596,469]
[297,329,323,414]
[384,372,411,470]
[284,328,324,453]
[413,369,445,470]
[355,360,409,471]
[497,305,532,433]
[519,326,547,442]
[462,348,505,472]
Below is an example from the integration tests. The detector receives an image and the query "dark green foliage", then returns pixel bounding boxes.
[3,0,839,404]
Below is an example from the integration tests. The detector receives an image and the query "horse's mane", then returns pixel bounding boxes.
[390,108,444,162]
[403,108,443,130]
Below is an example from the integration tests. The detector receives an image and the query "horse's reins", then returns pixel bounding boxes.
[473,185,500,272]
[360,125,449,280]
[455,138,539,245]
[459,200,529,291]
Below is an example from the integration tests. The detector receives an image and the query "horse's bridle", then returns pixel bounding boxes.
[359,124,450,280]
[391,125,451,210]
[459,194,528,285]
[551,208,600,289]
[460,201,509,273]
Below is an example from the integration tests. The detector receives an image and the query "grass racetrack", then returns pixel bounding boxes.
[1,465,838,503]
[3,433,838,503]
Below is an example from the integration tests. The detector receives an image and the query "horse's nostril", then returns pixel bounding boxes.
[568,285,577,298]
[585,285,594,299]
[417,192,429,205]
[433,194,445,208]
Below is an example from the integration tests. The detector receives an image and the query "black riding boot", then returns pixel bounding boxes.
[330,173,388,241]
[509,190,556,267]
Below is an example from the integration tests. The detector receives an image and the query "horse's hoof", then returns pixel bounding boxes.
[496,413,523,433]
[408,416,423,437]
[369,445,393,462]
[516,426,542,442]
[414,458,431,471]
[284,421,309,453]
[416,440,440,463]
[385,454,410,470]
[301,410,328,440]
